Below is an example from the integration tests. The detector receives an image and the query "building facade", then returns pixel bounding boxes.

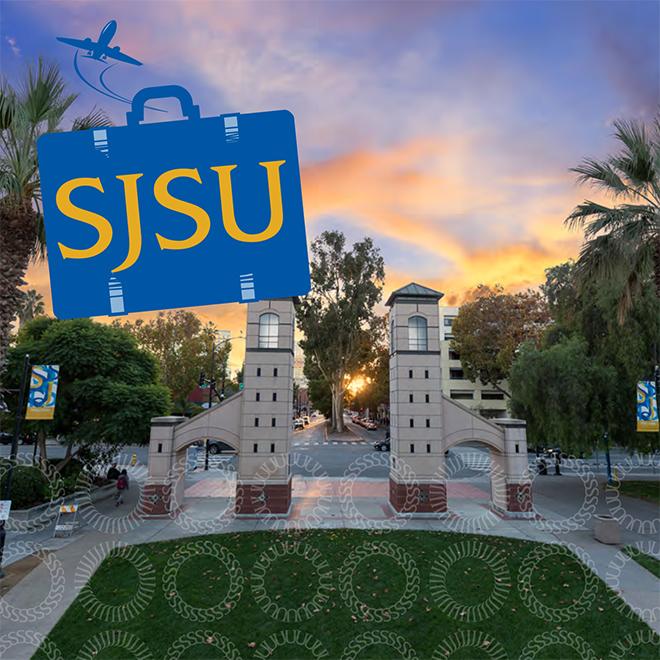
[439,306,508,418]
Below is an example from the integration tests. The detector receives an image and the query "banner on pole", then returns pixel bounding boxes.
[636,380,658,432]
[26,365,60,420]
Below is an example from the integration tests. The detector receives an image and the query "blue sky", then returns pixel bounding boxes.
[2,0,658,366]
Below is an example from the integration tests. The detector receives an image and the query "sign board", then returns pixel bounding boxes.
[0,500,11,521]
[637,380,659,432]
[26,365,60,420]
[54,503,79,537]
[37,85,310,319]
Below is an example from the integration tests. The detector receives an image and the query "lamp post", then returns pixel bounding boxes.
[0,354,31,578]
[603,430,613,485]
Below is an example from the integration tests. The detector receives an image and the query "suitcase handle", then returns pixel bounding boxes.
[126,85,200,125]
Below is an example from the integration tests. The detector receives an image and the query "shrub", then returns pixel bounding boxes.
[0,460,49,509]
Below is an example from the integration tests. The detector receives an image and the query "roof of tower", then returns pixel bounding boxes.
[385,282,444,307]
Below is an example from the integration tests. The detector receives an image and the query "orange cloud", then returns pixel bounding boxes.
[301,137,587,301]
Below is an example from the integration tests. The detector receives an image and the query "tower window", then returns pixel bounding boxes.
[272,392,277,401]
[271,417,276,427]
[426,443,431,453]
[425,394,430,403]
[426,419,430,428]
[408,316,428,351]
[410,443,415,453]
[254,418,259,427]
[409,393,413,403]
[273,368,278,377]
[270,443,275,453]
[409,418,414,428]
[424,369,429,379]
[409,369,413,379]
[258,313,279,348]
[257,367,261,377]
[253,443,258,453]
[256,392,260,402]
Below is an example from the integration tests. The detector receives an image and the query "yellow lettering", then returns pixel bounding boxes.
[55,177,112,260]
[113,173,144,272]
[153,168,210,251]
[211,160,285,242]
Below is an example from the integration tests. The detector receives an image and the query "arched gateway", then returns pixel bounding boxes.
[143,284,532,519]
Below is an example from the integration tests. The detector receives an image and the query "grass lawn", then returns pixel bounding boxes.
[38,530,658,659]
[622,545,660,579]
[618,480,660,504]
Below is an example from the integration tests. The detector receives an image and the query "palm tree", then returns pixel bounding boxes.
[0,59,110,371]
[17,288,45,327]
[565,117,659,323]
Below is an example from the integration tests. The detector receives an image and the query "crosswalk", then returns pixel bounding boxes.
[293,441,370,447]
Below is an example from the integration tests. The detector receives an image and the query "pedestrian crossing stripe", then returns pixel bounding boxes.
[292,441,369,447]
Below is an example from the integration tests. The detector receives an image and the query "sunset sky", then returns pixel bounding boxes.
[2,0,658,372]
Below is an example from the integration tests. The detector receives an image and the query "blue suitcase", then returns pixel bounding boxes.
[37,85,310,319]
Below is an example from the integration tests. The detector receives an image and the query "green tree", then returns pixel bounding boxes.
[0,59,110,372]
[565,117,660,323]
[347,319,389,414]
[297,231,385,432]
[347,355,389,415]
[115,311,231,414]
[534,260,659,450]
[451,285,550,397]
[510,337,617,454]
[5,318,170,469]
[17,288,45,327]
[303,358,332,419]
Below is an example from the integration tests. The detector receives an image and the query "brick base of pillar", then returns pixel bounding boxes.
[140,483,173,517]
[389,478,447,515]
[235,480,292,516]
[505,482,533,514]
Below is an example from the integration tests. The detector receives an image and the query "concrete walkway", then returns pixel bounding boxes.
[1,471,658,659]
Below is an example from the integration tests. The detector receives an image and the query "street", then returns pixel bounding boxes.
[3,419,659,479]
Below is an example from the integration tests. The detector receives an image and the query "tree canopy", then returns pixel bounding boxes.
[450,285,550,396]
[510,261,659,453]
[297,231,385,432]
[565,117,659,323]
[114,311,231,415]
[4,318,170,468]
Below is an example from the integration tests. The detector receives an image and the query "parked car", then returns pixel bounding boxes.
[364,420,378,430]
[0,432,34,445]
[302,415,311,425]
[206,440,235,455]
[293,418,304,430]
[374,438,390,451]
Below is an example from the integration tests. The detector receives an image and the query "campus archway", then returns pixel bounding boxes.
[143,284,532,521]
[143,299,297,518]
[386,283,533,518]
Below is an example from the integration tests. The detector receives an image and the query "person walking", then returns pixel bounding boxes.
[107,463,120,481]
[115,469,129,506]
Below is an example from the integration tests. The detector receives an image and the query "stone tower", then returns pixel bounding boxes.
[235,298,296,515]
[386,283,447,514]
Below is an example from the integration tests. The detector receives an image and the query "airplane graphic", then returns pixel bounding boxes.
[57,20,142,66]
